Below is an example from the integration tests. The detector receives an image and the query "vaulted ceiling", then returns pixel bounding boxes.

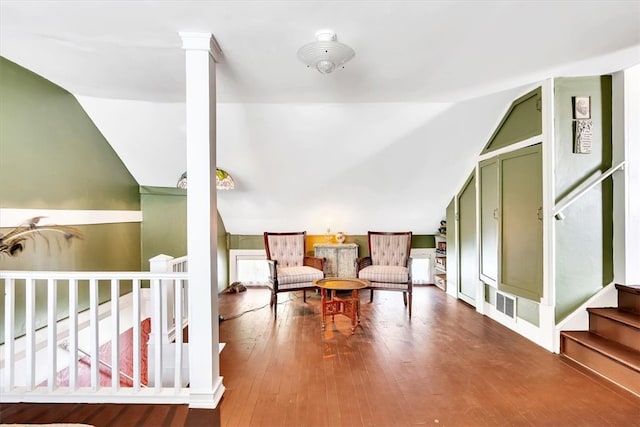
[1,1,639,234]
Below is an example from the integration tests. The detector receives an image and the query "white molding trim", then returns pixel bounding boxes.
[0,208,142,227]
[477,134,542,162]
[0,387,189,404]
[180,32,222,62]
[189,376,226,409]
[483,301,547,351]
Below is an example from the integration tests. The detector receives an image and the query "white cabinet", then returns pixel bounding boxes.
[314,243,359,278]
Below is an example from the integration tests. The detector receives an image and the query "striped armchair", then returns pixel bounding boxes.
[355,231,413,317]
[264,231,325,318]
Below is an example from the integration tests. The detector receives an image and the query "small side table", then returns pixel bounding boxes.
[314,278,370,334]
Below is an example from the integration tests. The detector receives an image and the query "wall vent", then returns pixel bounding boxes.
[496,292,516,319]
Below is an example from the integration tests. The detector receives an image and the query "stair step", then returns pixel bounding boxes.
[616,283,640,295]
[588,307,640,329]
[561,331,640,397]
[616,284,640,314]
[588,308,640,352]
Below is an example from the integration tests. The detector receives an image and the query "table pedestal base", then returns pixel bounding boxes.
[321,289,361,334]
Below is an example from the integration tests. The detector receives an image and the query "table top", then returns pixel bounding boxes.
[314,278,370,290]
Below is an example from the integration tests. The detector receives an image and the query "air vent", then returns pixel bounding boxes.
[496,292,516,319]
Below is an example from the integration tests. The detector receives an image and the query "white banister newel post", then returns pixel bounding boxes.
[181,31,225,409]
[149,254,175,344]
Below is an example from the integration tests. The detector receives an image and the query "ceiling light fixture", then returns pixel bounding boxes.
[176,169,235,191]
[215,168,235,190]
[297,29,355,74]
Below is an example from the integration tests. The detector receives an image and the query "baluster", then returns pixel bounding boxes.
[132,279,142,391]
[68,279,78,391]
[47,278,57,392]
[153,278,163,391]
[89,278,99,391]
[25,278,35,391]
[4,278,15,391]
[111,279,120,391]
[174,278,183,390]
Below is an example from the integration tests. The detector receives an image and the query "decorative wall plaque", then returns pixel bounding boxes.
[574,119,593,154]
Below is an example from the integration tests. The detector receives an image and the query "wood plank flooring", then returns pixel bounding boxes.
[2,286,639,426]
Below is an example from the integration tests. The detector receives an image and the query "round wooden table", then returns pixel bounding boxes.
[314,278,370,334]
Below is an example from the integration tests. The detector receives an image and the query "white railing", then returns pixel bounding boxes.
[553,161,626,219]
[0,269,189,404]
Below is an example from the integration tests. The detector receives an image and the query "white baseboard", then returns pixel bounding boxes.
[189,376,226,409]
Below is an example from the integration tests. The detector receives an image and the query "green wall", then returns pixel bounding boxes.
[0,57,140,212]
[482,88,542,154]
[0,56,141,341]
[140,186,229,293]
[216,211,229,293]
[0,56,141,272]
[554,76,614,322]
[140,186,188,271]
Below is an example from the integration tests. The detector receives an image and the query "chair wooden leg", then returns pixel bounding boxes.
[303,289,307,302]
[370,288,374,303]
[408,292,412,318]
[403,291,407,306]
[272,293,278,319]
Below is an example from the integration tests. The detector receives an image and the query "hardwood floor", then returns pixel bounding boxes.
[2,286,639,426]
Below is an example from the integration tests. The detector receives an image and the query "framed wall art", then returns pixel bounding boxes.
[573,96,591,119]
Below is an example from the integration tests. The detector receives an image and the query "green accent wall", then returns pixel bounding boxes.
[216,212,229,293]
[481,87,542,154]
[0,57,140,211]
[554,76,613,322]
[140,186,188,271]
[140,186,229,293]
[228,234,265,250]
[0,56,141,272]
[445,198,457,293]
[0,56,142,342]
[517,298,540,326]
[458,173,477,306]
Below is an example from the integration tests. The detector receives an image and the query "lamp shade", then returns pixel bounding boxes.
[297,29,355,74]
[176,169,235,190]
[215,168,235,190]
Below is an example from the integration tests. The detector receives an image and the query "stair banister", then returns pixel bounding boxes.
[554,161,625,219]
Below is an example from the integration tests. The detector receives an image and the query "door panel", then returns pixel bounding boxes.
[479,158,498,283]
[458,173,477,306]
[499,144,543,301]
[445,198,457,294]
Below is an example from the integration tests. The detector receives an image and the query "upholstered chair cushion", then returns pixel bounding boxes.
[357,265,409,284]
[369,234,410,266]
[266,234,305,267]
[277,265,324,288]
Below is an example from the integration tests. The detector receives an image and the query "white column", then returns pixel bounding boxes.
[180,32,225,409]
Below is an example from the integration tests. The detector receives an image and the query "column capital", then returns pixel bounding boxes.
[179,32,222,62]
